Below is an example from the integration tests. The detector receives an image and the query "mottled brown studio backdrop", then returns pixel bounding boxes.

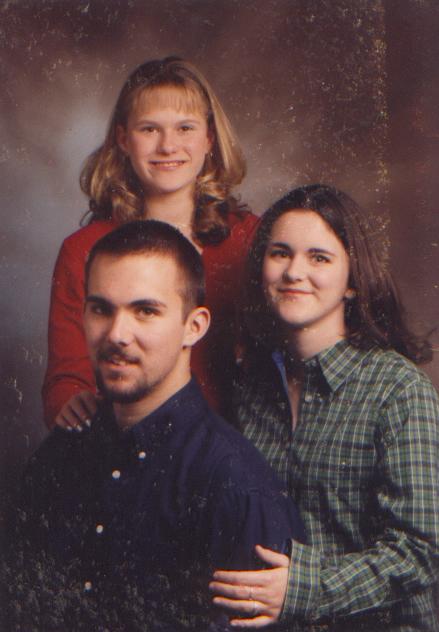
[1,0,438,502]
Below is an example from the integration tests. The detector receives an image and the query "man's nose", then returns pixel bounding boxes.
[106,311,134,346]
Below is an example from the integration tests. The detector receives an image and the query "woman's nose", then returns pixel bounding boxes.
[157,129,178,154]
[283,256,306,282]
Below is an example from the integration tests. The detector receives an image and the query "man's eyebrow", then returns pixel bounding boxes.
[129,299,167,309]
[85,296,167,309]
[85,295,112,305]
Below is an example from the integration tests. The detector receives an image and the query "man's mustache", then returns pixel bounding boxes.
[97,345,139,364]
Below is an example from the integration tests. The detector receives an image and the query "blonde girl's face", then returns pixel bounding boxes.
[262,210,352,342]
[116,86,212,201]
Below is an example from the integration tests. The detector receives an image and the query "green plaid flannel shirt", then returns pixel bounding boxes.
[234,340,439,631]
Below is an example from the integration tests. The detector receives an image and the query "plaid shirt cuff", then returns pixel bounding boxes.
[281,539,322,622]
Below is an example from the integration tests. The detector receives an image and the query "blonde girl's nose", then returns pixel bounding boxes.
[157,129,178,154]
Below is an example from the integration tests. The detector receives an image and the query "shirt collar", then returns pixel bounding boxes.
[272,339,373,394]
[95,378,207,451]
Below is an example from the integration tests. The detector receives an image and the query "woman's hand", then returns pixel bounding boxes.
[209,545,289,628]
[55,391,97,432]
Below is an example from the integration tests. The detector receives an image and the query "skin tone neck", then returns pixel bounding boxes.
[143,188,196,243]
[283,318,346,362]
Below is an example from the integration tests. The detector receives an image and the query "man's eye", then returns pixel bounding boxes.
[179,125,194,132]
[141,126,157,133]
[90,304,109,316]
[137,307,157,317]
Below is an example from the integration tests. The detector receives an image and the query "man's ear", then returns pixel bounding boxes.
[183,307,210,348]
[116,124,128,154]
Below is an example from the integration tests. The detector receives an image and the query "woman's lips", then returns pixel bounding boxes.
[278,288,312,295]
[149,160,186,169]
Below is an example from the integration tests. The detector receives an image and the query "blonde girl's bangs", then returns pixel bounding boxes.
[128,83,211,121]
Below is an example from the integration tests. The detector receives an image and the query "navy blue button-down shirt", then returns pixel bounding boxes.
[10,379,304,631]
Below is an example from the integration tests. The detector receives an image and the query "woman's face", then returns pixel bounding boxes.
[262,210,352,342]
[116,86,212,201]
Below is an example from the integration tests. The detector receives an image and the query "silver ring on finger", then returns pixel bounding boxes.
[251,601,257,617]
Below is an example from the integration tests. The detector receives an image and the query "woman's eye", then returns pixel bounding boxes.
[141,126,157,133]
[312,253,330,263]
[270,249,289,259]
[179,125,193,132]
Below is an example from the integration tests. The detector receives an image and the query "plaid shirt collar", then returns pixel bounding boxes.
[272,338,374,394]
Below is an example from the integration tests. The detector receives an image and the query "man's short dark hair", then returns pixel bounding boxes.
[85,220,205,317]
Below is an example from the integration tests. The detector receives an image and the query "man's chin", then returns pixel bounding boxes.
[96,375,150,404]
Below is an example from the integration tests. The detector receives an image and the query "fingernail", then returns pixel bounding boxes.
[85,419,91,428]
[75,425,83,433]
[66,427,73,432]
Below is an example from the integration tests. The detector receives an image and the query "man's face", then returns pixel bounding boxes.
[84,253,198,407]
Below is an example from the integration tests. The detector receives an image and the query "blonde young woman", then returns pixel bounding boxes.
[43,56,257,429]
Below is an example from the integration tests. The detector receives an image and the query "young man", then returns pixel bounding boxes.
[7,221,304,631]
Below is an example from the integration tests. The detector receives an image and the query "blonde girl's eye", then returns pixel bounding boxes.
[140,125,157,134]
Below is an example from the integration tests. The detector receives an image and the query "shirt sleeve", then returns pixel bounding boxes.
[206,453,305,571]
[42,237,96,428]
[282,377,439,623]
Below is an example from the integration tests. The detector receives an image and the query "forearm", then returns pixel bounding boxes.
[284,382,439,623]
[284,528,439,623]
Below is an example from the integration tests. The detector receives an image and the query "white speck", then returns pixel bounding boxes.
[84,581,92,591]
[304,394,312,403]
[112,470,121,479]
[96,524,104,534]
[138,451,146,460]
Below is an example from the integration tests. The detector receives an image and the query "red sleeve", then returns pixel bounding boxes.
[42,222,117,428]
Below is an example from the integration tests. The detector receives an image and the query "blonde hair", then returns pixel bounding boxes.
[80,57,247,245]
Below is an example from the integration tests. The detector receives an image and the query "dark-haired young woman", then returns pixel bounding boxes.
[210,184,439,631]
[42,56,257,429]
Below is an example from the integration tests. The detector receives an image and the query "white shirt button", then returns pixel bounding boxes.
[84,581,92,591]
[96,524,104,534]
[138,451,146,460]
[111,469,121,479]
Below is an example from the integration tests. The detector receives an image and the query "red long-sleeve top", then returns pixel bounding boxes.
[42,212,259,428]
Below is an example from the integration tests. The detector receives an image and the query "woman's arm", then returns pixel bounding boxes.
[210,377,439,626]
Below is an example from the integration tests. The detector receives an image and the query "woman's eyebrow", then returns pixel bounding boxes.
[308,247,336,256]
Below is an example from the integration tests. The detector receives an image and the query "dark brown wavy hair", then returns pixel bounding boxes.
[243,184,432,364]
[80,57,247,246]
